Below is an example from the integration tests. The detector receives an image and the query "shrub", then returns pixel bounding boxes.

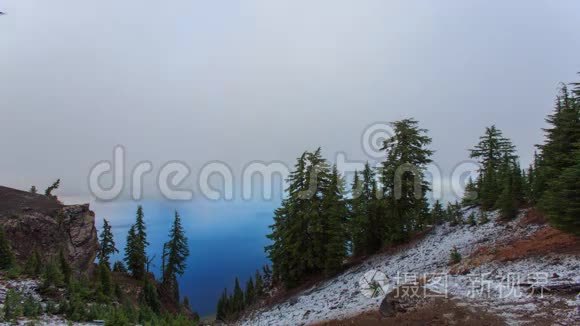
[449,247,462,265]
[3,289,23,320]
[467,212,477,226]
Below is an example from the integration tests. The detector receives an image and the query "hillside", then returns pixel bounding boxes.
[243,209,580,325]
[0,186,196,325]
[0,186,98,273]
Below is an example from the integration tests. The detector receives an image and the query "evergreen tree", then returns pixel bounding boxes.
[59,249,72,285]
[541,152,580,234]
[124,225,145,279]
[29,186,37,194]
[536,83,580,233]
[99,263,113,296]
[183,296,191,311]
[266,152,312,288]
[140,279,161,313]
[44,179,60,197]
[245,277,255,306]
[254,269,264,298]
[430,200,445,225]
[216,288,228,321]
[25,249,42,277]
[162,211,190,301]
[469,126,517,209]
[124,206,148,280]
[380,118,433,243]
[3,289,23,320]
[461,177,478,207]
[112,260,128,273]
[98,219,118,269]
[0,226,14,270]
[135,206,149,248]
[349,170,366,256]
[232,277,244,316]
[322,165,348,275]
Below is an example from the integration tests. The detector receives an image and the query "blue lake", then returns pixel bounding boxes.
[92,199,276,317]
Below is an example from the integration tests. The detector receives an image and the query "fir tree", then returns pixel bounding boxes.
[536,83,580,233]
[254,269,264,298]
[462,177,478,207]
[245,277,255,306]
[3,289,23,320]
[232,277,244,316]
[25,249,42,277]
[59,249,72,285]
[380,118,433,243]
[430,200,445,225]
[162,211,190,301]
[44,179,60,197]
[216,288,229,321]
[98,219,118,269]
[322,165,348,275]
[469,126,517,209]
[124,206,149,280]
[0,226,14,270]
[140,279,161,313]
[541,153,580,235]
[112,260,128,273]
[99,263,113,296]
[266,152,312,288]
[349,170,366,256]
[124,225,145,279]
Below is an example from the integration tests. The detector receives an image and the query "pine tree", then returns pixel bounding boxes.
[430,200,445,225]
[322,165,348,275]
[98,263,113,296]
[0,226,14,270]
[124,225,145,279]
[216,288,228,321]
[29,186,37,194]
[44,179,60,198]
[541,152,580,235]
[462,177,478,207]
[266,152,311,288]
[183,296,191,310]
[59,249,72,285]
[140,279,161,313]
[245,277,255,306]
[135,206,149,247]
[352,163,384,255]
[112,260,127,273]
[124,207,148,280]
[380,118,433,243]
[536,83,580,233]
[232,277,244,316]
[162,211,190,301]
[254,269,264,298]
[25,249,42,277]
[470,126,517,209]
[98,219,118,269]
[349,170,366,256]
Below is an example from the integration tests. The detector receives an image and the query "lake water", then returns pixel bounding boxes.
[92,199,276,317]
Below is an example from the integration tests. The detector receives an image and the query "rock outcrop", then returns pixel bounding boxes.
[0,186,98,274]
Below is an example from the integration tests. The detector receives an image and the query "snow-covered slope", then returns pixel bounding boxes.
[242,210,580,325]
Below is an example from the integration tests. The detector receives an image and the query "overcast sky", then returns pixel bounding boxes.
[1,0,579,202]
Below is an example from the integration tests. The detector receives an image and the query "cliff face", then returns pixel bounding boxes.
[0,186,98,273]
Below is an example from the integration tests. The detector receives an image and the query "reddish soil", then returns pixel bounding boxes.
[313,297,506,326]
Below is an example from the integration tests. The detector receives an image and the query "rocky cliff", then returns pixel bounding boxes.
[0,186,98,273]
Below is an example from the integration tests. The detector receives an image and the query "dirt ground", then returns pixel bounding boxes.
[313,296,507,326]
